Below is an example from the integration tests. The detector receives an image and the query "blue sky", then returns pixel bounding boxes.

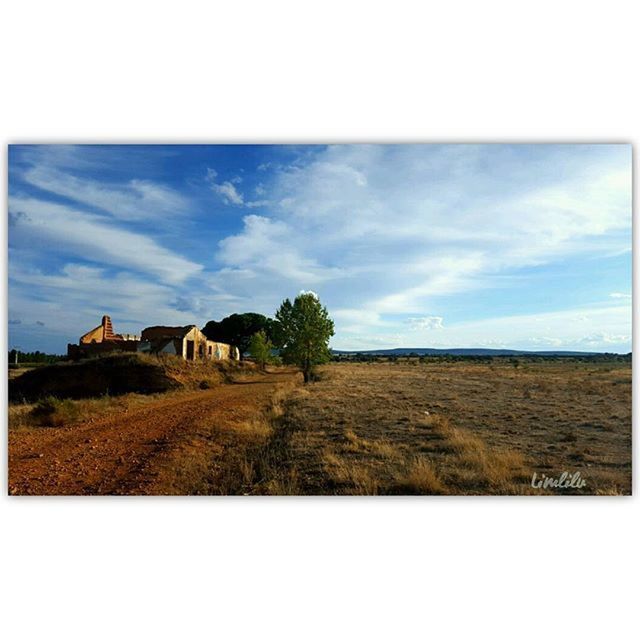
[8,144,631,354]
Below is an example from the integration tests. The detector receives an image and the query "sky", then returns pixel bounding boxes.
[8,144,632,354]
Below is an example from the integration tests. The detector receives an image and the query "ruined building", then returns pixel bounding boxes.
[67,315,139,359]
[68,315,238,361]
[138,325,239,361]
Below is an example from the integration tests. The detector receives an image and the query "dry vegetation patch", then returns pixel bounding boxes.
[9,359,630,496]
[239,360,630,495]
[8,353,258,402]
[8,367,301,495]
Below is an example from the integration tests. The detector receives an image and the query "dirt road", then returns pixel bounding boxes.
[9,370,300,496]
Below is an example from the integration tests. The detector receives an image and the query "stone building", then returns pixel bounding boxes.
[67,315,139,359]
[68,316,238,361]
[138,325,238,361]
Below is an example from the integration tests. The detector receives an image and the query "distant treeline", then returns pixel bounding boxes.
[332,352,632,364]
[8,350,66,366]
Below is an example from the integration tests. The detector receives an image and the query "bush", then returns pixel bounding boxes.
[31,396,80,427]
[248,330,273,371]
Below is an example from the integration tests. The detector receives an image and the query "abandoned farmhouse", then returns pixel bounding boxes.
[67,315,239,361]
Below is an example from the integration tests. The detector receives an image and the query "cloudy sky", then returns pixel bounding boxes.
[8,144,632,354]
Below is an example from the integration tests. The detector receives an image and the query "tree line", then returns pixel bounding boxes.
[8,350,66,366]
[202,292,334,383]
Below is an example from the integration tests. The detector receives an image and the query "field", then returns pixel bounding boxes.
[271,360,631,495]
[8,359,631,495]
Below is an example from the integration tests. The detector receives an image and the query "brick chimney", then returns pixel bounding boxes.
[102,315,115,340]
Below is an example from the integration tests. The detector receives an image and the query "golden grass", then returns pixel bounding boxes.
[8,358,265,433]
[393,457,447,495]
[322,451,379,495]
[426,414,529,490]
[147,360,630,495]
[239,360,630,495]
[8,392,165,430]
[13,359,627,495]
[139,352,629,495]
[156,379,301,495]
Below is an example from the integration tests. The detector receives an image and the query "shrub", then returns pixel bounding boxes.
[248,330,274,371]
[31,396,80,427]
[396,458,447,495]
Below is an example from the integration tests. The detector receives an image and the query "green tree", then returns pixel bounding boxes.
[275,292,334,383]
[202,313,276,359]
[248,330,273,371]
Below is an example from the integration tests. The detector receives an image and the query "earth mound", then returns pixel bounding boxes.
[9,353,254,401]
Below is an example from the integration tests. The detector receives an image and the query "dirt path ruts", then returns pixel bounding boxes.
[9,371,300,496]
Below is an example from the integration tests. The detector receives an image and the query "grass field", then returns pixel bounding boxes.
[242,360,631,495]
[8,359,631,495]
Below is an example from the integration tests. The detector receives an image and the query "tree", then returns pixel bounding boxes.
[202,313,276,359]
[248,330,273,370]
[275,292,334,383]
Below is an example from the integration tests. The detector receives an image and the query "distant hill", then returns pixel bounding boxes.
[332,347,606,357]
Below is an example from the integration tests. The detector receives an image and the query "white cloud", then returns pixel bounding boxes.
[330,304,631,352]
[9,197,202,284]
[207,169,270,208]
[217,214,342,284]
[579,332,630,346]
[245,199,271,209]
[214,145,631,323]
[211,180,244,205]
[22,166,189,220]
[610,292,631,299]
[442,305,631,351]
[206,167,245,205]
[408,316,444,330]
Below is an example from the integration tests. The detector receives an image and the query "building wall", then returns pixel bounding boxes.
[181,326,208,360]
[206,340,238,360]
[67,340,139,360]
[79,325,105,344]
[74,321,238,362]
[159,341,179,355]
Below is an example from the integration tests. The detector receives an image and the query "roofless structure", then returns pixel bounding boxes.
[68,315,238,361]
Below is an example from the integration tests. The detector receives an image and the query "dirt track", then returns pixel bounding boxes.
[9,370,300,496]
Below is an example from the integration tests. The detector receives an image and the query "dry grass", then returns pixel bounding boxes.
[12,359,628,495]
[232,360,630,495]
[426,413,529,491]
[8,357,261,433]
[392,458,447,495]
[8,392,167,431]
[9,352,259,403]
[151,379,302,496]
[322,451,379,495]
[155,354,258,390]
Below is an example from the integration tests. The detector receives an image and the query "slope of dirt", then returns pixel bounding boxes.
[9,354,178,401]
[8,353,255,401]
[9,370,301,495]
